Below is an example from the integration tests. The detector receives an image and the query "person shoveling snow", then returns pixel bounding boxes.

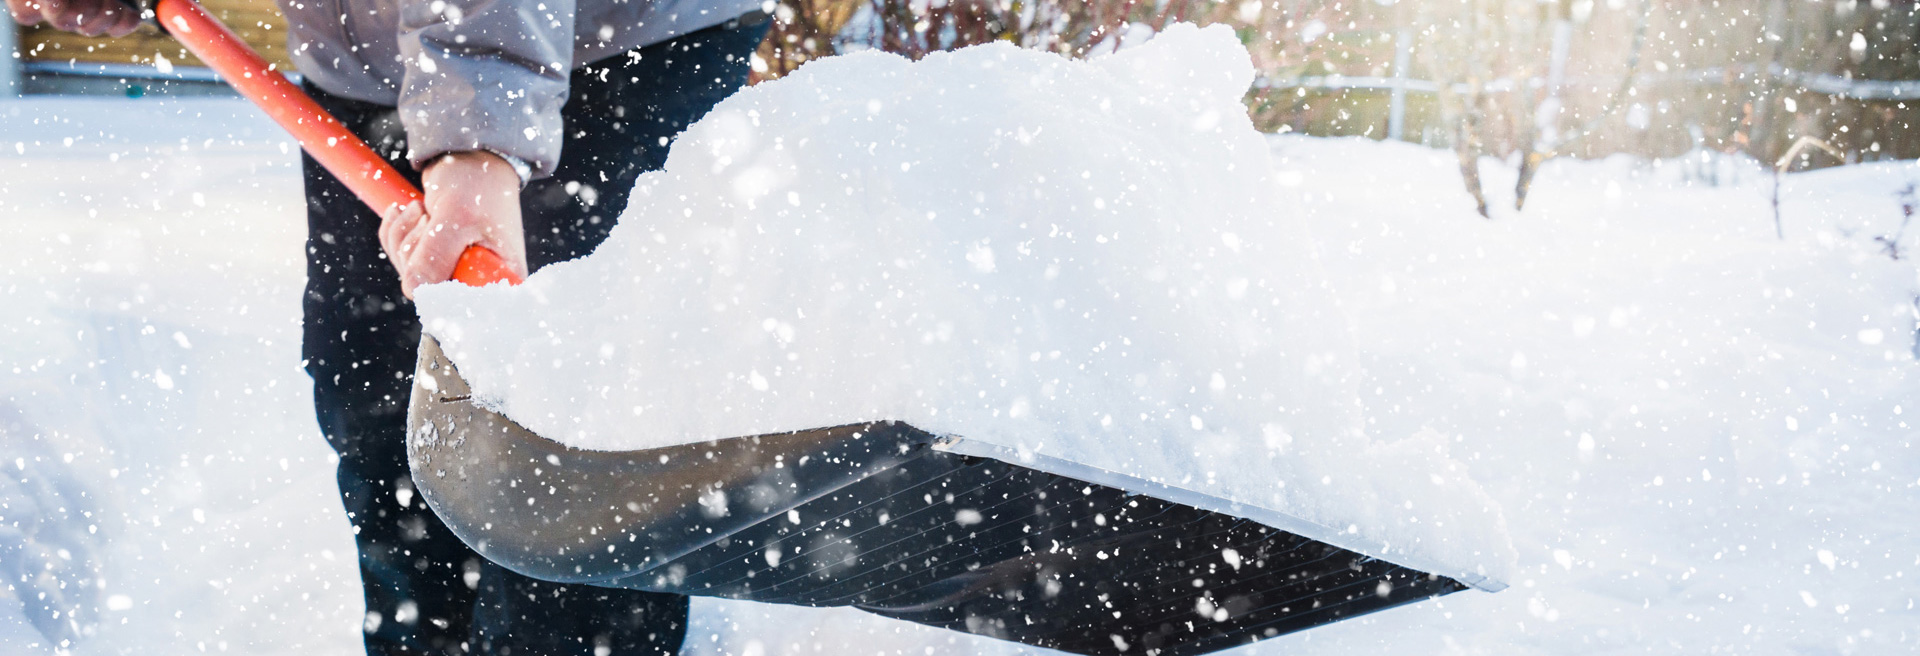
[10,0,1510,652]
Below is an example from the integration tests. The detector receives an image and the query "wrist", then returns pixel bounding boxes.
[480,149,534,187]
[427,150,528,190]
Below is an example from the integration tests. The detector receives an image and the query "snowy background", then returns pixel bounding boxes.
[3,85,1917,656]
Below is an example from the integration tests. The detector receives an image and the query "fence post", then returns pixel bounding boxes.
[1,24,21,98]
[1545,16,1572,122]
[1388,27,1411,141]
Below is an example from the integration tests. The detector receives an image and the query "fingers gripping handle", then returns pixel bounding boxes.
[451,247,518,286]
[152,0,521,288]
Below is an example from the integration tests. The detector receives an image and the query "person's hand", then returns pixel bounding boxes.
[379,150,530,299]
[6,0,142,37]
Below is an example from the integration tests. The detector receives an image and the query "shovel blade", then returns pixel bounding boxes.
[408,335,1466,656]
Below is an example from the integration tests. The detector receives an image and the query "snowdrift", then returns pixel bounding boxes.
[414,24,1515,588]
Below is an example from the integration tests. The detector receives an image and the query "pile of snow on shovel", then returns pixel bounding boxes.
[416,24,1516,586]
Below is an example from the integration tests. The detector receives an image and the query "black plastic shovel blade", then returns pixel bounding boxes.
[408,336,1468,656]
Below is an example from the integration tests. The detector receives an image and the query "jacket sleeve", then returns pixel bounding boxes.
[395,0,575,179]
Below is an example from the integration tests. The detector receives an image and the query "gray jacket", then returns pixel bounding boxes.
[279,0,762,178]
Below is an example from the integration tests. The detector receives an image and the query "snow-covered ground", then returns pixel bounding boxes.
[0,98,362,653]
[1257,139,1920,653]
[3,90,1917,656]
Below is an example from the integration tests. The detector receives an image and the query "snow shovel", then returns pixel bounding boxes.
[150,5,1488,654]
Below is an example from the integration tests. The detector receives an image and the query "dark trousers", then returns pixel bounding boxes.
[299,18,769,656]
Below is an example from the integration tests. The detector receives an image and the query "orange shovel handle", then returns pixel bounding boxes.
[153,0,520,287]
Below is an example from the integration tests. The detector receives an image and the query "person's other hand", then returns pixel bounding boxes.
[6,0,142,37]
[379,151,529,299]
